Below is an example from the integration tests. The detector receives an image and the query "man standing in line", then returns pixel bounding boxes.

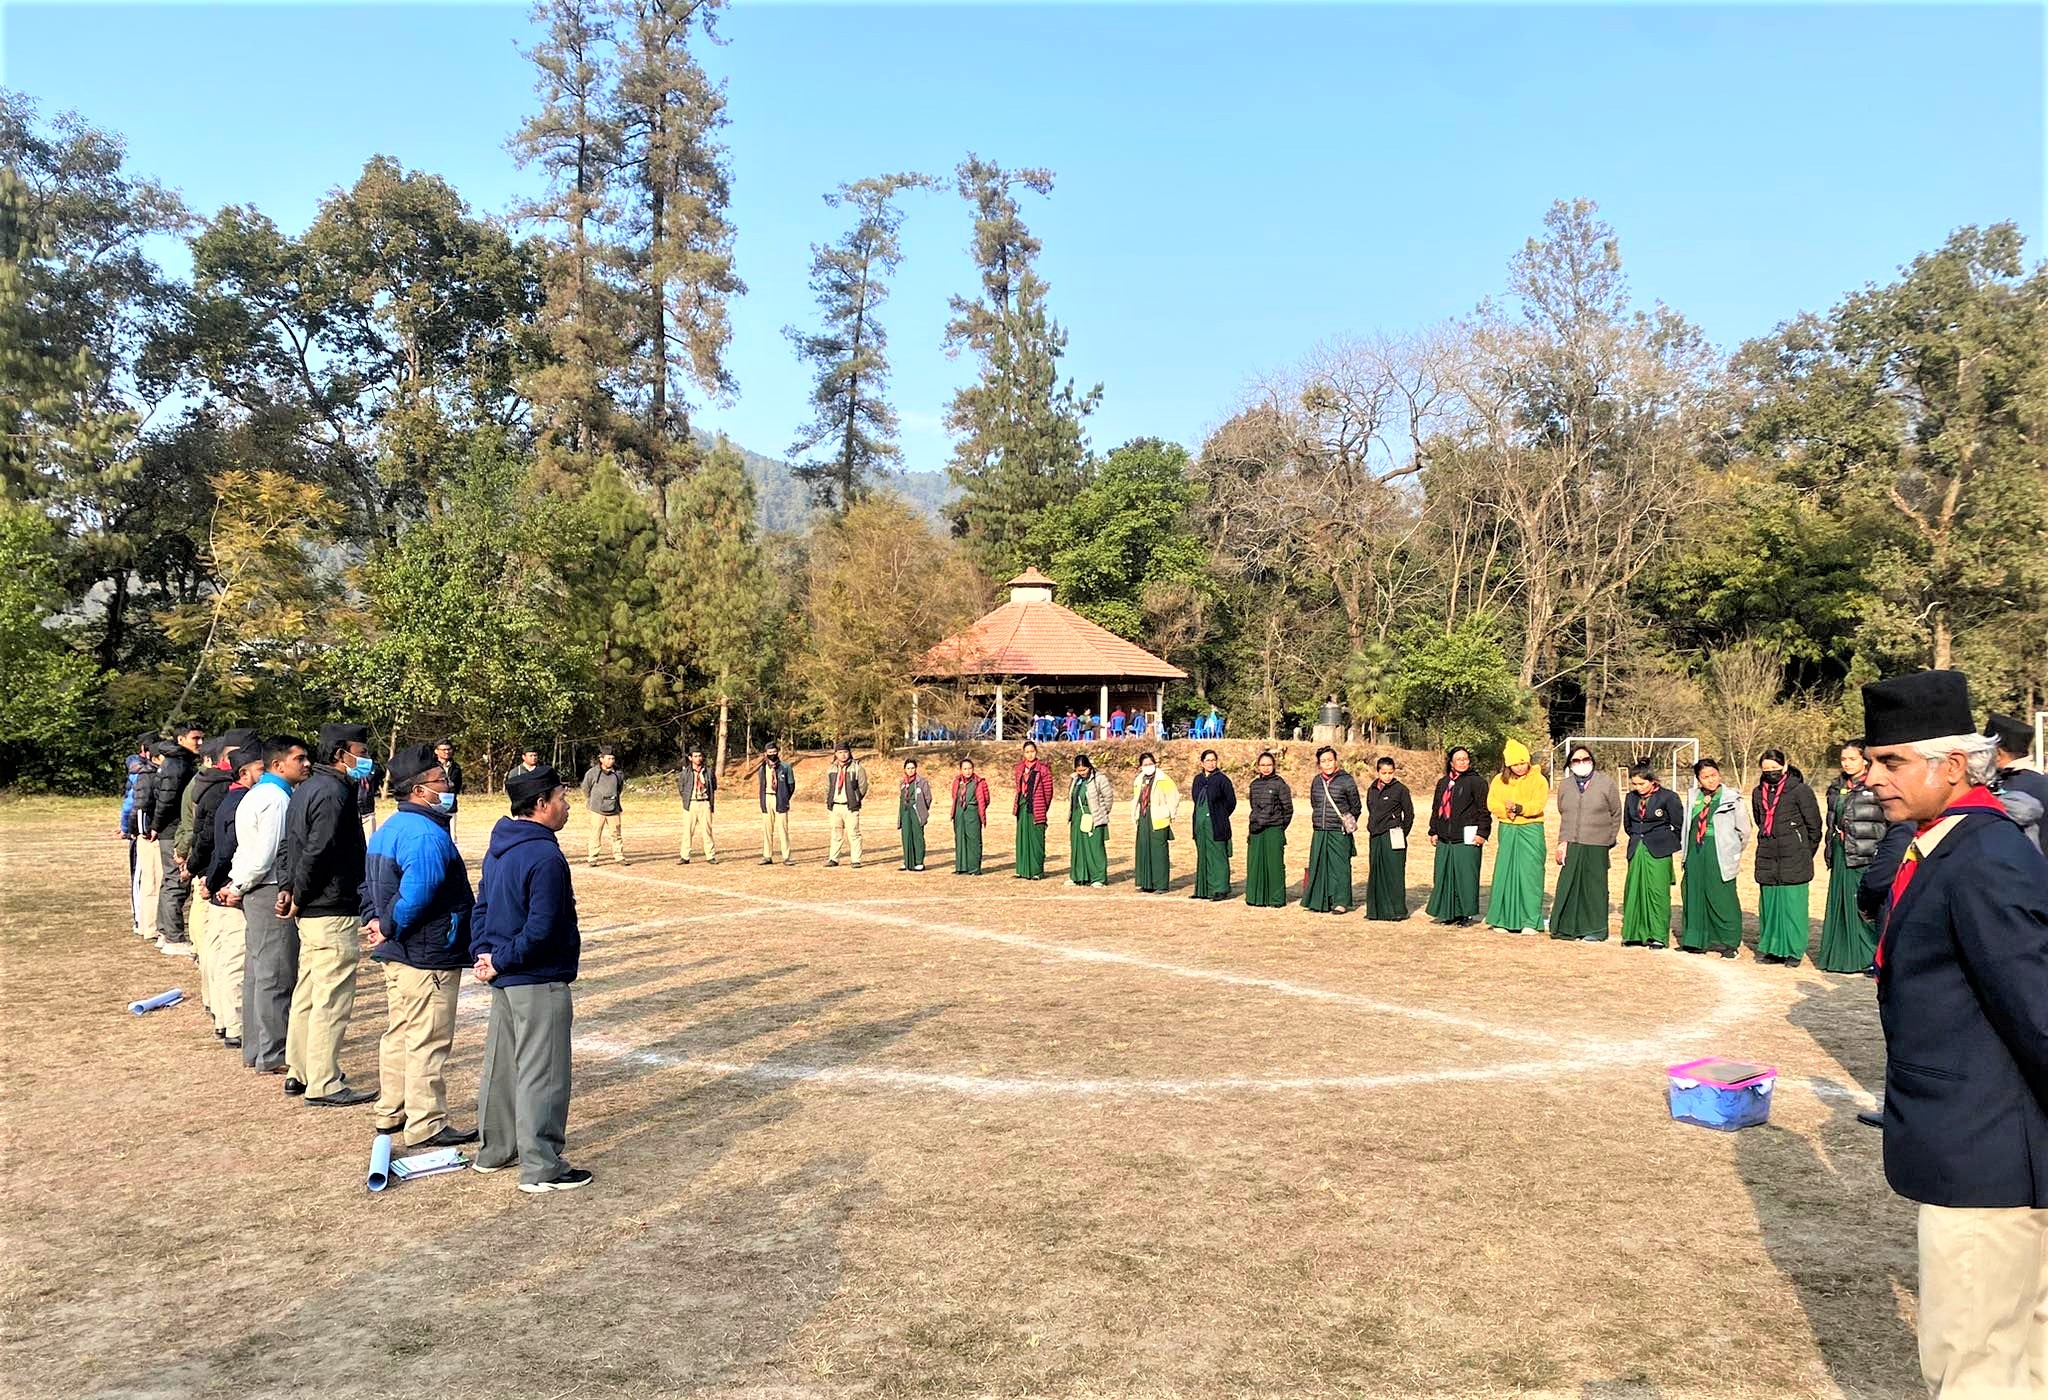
[185,729,258,1038]
[434,739,464,846]
[471,765,592,1193]
[1863,669,2048,1397]
[677,744,717,865]
[148,718,206,956]
[280,722,377,1108]
[220,734,309,1078]
[1985,713,2048,852]
[131,739,166,942]
[362,743,478,1149]
[1012,741,1053,881]
[897,758,932,872]
[581,745,626,867]
[506,746,544,791]
[204,742,266,1051]
[121,734,150,933]
[756,741,796,866]
[823,743,868,869]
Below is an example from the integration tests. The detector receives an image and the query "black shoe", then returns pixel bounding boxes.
[706,857,718,864]
[284,1078,307,1096]
[1856,1110,1883,1128]
[759,858,773,865]
[305,1086,376,1107]
[518,1167,594,1194]
[410,1125,479,1148]
[373,1120,405,1136]
[215,1027,227,1038]
[223,1036,242,1048]
[1680,946,1703,955]
[677,858,688,865]
[825,859,839,868]
[1645,942,1667,951]
[1718,947,1739,959]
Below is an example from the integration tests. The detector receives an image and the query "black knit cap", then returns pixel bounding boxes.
[213,726,261,759]
[506,764,565,807]
[387,743,442,794]
[1862,670,1975,747]
[316,722,371,759]
[1984,712,2034,757]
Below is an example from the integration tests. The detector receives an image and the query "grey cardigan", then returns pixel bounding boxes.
[897,775,932,826]
[1556,771,1623,848]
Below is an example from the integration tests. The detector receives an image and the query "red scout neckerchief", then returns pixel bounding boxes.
[1757,773,1786,836]
[1692,790,1716,846]
[1875,786,2007,968]
[1437,775,1456,822]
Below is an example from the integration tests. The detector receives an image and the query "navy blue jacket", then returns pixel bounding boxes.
[1190,771,1236,842]
[206,783,250,895]
[1624,787,1685,860]
[360,803,474,971]
[1878,805,2048,1207]
[471,816,580,987]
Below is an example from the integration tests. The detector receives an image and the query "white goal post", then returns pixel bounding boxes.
[1552,736,1702,795]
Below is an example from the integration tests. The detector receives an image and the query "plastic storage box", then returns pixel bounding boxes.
[1666,1058,1777,1131]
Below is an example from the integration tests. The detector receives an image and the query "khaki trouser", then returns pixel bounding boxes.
[588,813,624,863]
[134,839,163,937]
[285,914,361,1098]
[210,902,247,1039]
[1918,1203,2048,1398]
[373,962,461,1145]
[761,808,790,862]
[828,805,862,863]
[192,897,219,1019]
[681,804,715,861]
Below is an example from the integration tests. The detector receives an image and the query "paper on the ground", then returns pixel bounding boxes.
[392,1148,469,1180]
[367,1134,393,1192]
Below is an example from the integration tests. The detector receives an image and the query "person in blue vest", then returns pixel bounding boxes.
[470,764,591,1193]
[1862,668,2048,1396]
[361,743,478,1150]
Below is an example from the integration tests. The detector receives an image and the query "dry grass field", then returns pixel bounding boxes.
[0,756,1920,1400]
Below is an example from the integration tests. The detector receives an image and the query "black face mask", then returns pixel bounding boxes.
[1761,770,1785,786]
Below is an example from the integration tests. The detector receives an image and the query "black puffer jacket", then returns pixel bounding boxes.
[150,748,197,836]
[1306,770,1362,832]
[1751,768,1823,887]
[1246,774,1293,834]
[1427,771,1492,842]
[1825,775,1888,869]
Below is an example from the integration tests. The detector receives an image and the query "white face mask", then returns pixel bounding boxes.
[1570,761,1593,778]
[1140,764,1156,777]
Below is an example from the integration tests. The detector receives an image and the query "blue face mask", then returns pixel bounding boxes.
[349,756,375,780]
[434,791,456,813]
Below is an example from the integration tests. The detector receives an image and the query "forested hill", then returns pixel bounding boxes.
[705,433,952,534]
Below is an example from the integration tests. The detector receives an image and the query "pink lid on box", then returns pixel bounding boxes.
[1667,1057,1778,1090]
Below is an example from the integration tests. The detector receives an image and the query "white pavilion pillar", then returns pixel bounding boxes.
[1099,683,1110,733]
[995,683,1005,742]
[1156,681,1166,736]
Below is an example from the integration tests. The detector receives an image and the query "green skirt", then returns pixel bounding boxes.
[1620,845,1673,945]
[1365,831,1407,920]
[1756,883,1811,963]
[1303,828,1355,912]
[1550,843,1611,940]
[1426,840,1482,919]
[1193,799,1231,898]
[899,805,925,869]
[1486,822,1547,932]
[1680,851,1741,950]
[1015,813,1046,879]
[1816,843,1877,973]
[1245,826,1287,907]
[1135,821,1173,892]
[1068,801,1107,886]
[954,805,983,874]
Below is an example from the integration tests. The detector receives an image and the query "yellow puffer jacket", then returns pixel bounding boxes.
[1488,739,1550,825]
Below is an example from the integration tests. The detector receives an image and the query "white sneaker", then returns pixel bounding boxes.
[1519,927,1541,936]
[157,937,196,958]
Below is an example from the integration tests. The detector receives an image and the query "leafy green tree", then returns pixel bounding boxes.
[1393,616,1526,754]
[786,172,936,512]
[0,501,109,790]
[944,155,1100,578]
[1023,438,1208,639]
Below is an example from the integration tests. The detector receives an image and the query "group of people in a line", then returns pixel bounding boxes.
[121,727,593,1193]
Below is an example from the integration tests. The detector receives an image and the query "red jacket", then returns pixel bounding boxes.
[1012,760,1053,825]
[951,774,990,824]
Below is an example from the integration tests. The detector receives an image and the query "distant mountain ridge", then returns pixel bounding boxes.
[697,432,954,535]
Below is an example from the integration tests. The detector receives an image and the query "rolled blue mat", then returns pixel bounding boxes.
[129,989,183,1015]
[367,1133,393,1192]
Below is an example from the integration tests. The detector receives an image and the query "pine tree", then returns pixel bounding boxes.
[784,172,936,513]
[608,0,744,468]
[942,155,1100,579]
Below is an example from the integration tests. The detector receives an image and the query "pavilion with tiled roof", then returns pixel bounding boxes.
[914,568,1187,740]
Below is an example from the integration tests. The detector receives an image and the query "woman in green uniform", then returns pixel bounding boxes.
[1188,749,1236,900]
[1244,751,1293,908]
[1426,747,1490,926]
[1620,765,1683,947]
[1067,755,1111,887]
[1132,752,1179,893]
[1680,758,1749,956]
[1363,756,1414,920]
[897,758,932,872]
[1303,746,1362,914]
[951,757,989,875]
[1816,740,1885,974]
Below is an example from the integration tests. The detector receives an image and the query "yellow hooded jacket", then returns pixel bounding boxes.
[1488,739,1549,825]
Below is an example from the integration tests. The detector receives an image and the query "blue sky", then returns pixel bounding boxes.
[6,3,2042,475]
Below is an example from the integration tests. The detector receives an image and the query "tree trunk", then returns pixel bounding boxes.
[99,570,129,672]
[715,693,730,775]
[1932,607,1953,670]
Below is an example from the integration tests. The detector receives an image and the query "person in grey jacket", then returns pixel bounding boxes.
[823,743,870,869]
[581,746,626,867]
[1552,744,1624,941]
[676,744,717,864]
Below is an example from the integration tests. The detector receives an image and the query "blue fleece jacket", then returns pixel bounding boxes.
[471,816,580,986]
[359,802,475,970]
